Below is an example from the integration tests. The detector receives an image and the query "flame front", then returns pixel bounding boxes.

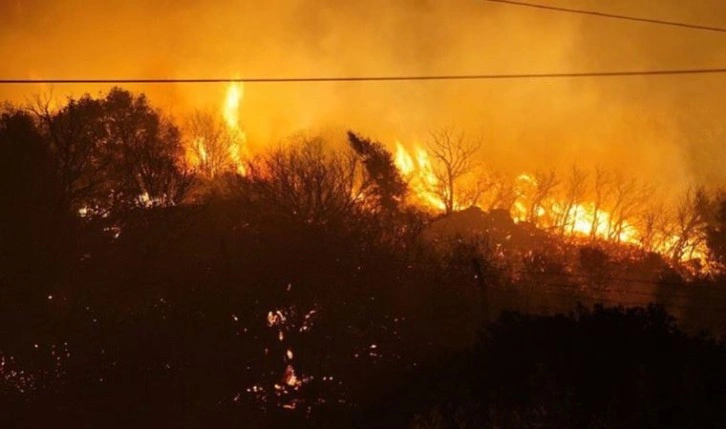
[186,82,248,177]
[193,87,707,264]
[223,83,242,131]
[223,82,247,175]
[395,142,449,211]
[393,146,707,262]
[511,173,639,244]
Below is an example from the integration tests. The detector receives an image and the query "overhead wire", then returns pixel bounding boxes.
[483,0,726,34]
[1,68,726,84]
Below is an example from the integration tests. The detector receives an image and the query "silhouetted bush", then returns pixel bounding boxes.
[365,305,726,429]
[3,90,726,429]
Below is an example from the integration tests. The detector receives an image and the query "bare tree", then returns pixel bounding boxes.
[185,110,242,178]
[247,137,370,226]
[458,167,490,210]
[557,166,588,234]
[0,106,58,213]
[527,170,559,227]
[638,201,670,253]
[606,173,650,242]
[706,194,726,269]
[31,88,192,214]
[426,128,481,214]
[30,92,107,211]
[101,89,193,209]
[485,171,518,212]
[590,167,612,240]
[670,187,710,262]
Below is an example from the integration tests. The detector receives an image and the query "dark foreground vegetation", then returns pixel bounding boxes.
[2,88,726,428]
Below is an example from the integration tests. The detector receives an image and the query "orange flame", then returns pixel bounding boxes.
[512,173,639,244]
[394,141,451,211]
[186,82,247,177]
[393,148,707,263]
[223,82,247,175]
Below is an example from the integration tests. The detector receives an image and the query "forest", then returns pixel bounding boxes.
[2,87,726,428]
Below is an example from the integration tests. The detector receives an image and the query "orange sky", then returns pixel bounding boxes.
[2,0,726,193]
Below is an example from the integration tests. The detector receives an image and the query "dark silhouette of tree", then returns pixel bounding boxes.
[31,92,106,212]
[557,166,588,234]
[590,167,612,240]
[346,131,407,212]
[486,171,518,212]
[0,106,57,212]
[0,105,88,351]
[247,136,368,226]
[32,88,191,215]
[0,107,60,267]
[185,110,242,178]
[607,173,650,242]
[527,170,559,226]
[427,128,481,214]
[670,187,710,262]
[101,88,192,210]
[639,201,669,252]
[706,196,726,269]
[4,87,726,429]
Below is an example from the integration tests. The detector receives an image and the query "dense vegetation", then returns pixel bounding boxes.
[1,88,726,428]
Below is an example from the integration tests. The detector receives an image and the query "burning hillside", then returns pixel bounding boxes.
[395,139,709,263]
[5,2,726,427]
[176,83,710,266]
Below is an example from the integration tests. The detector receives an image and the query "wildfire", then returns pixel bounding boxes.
[393,147,707,263]
[223,82,247,175]
[511,173,639,244]
[187,82,248,176]
[223,83,242,131]
[395,142,449,211]
[186,83,709,264]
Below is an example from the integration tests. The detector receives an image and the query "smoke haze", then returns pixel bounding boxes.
[2,0,726,194]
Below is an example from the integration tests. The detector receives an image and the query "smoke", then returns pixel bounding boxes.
[1,0,725,195]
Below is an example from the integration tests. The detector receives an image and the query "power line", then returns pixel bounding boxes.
[2,68,726,84]
[483,0,726,34]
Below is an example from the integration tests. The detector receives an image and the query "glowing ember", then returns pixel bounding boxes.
[284,364,300,387]
[267,310,286,327]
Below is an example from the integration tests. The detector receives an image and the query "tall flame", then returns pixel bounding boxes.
[197,84,709,264]
[395,142,449,211]
[223,82,242,131]
[223,82,247,175]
